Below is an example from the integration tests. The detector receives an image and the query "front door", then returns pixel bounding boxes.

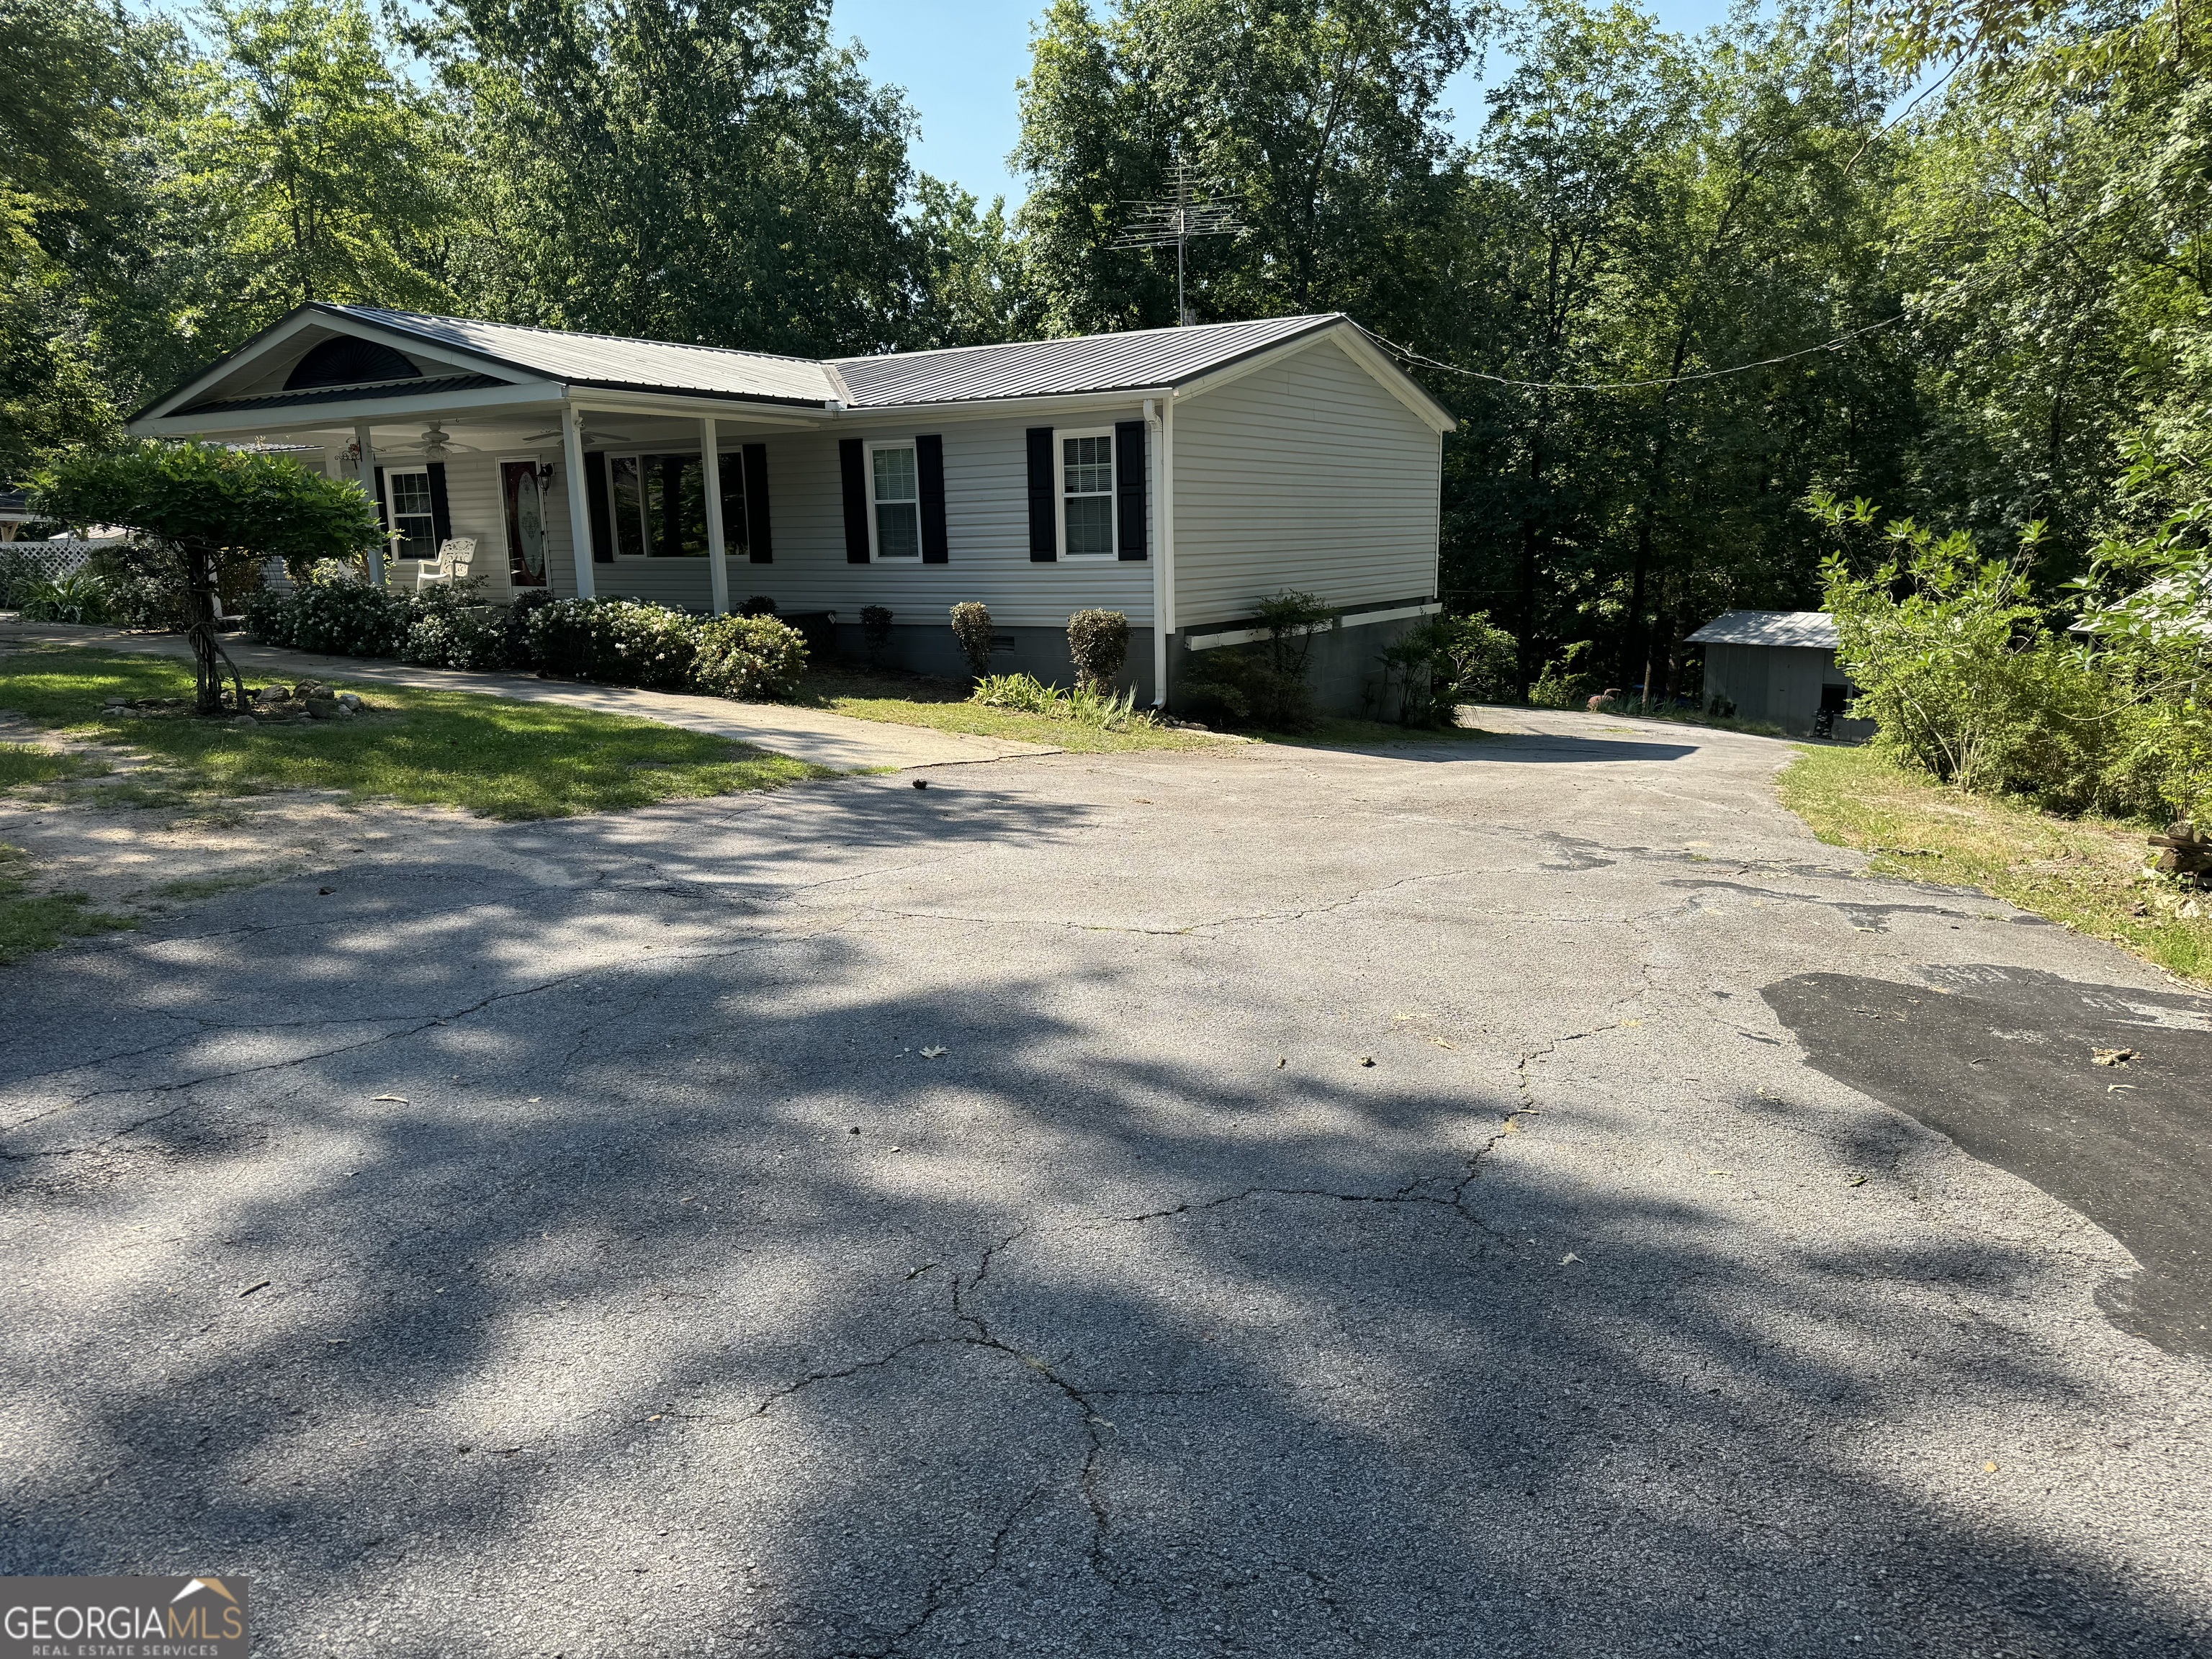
[502,461,548,587]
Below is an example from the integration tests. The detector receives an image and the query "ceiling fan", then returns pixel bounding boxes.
[378,424,489,459]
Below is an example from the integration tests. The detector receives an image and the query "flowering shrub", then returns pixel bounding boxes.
[400,582,513,671]
[526,597,699,690]
[279,577,409,657]
[693,614,808,701]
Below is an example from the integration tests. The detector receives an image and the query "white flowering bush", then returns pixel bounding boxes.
[526,597,700,690]
[693,614,808,701]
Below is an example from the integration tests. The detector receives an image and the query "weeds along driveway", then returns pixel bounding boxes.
[3,710,2208,1657]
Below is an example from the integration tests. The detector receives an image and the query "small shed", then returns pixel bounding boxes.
[1687,610,1872,739]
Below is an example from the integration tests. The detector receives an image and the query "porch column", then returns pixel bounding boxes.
[560,404,597,600]
[354,423,387,589]
[699,416,732,616]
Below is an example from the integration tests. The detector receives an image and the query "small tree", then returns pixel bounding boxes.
[1066,608,1130,692]
[32,441,383,712]
[949,601,994,678]
[1254,589,1338,681]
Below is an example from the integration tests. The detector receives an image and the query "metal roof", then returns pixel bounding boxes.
[1687,610,1839,649]
[328,306,845,406]
[830,314,1341,405]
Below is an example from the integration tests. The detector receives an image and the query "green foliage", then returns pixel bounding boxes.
[1253,589,1338,679]
[1814,491,2211,821]
[261,574,407,657]
[17,570,111,624]
[948,601,994,675]
[1066,608,1130,691]
[1528,640,1598,709]
[860,604,896,667]
[693,613,809,701]
[526,597,699,691]
[172,0,457,333]
[399,583,515,671]
[970,671,1151,731]
[32,441,383,569]
[1377,611,1518,725]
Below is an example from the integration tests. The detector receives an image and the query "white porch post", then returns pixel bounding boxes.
[354,422,387,588]
[1150,394,1175,706]
[699,416,732,616]
[561,403,597,600]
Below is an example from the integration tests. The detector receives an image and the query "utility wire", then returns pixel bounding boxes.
[1363,197,2108,395]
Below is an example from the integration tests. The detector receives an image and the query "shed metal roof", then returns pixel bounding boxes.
[328,306,845,406]
[1687,610,1839,649]
[830,314,1340,405]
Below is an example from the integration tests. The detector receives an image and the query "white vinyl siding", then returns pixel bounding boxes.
[568,411,1154,625]
[1169,333,1440,627]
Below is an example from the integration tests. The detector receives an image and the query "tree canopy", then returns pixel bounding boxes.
[4,0,2206,696]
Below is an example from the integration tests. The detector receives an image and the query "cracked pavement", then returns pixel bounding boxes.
[3,708,2209,1655]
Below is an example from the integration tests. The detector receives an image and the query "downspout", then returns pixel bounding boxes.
[1149,392,1175,706]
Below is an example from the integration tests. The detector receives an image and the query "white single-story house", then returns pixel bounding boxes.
[127,305,1455,710]
[1687,610,1873,739]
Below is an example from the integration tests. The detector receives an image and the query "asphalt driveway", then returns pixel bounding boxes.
[4,709,2208,1656]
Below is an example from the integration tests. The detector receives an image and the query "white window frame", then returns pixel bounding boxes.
[1056,427,1116,560]
[865,438,923,562]
[384,466,436,562]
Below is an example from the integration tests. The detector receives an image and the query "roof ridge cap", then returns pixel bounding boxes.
[830,313,1338,369]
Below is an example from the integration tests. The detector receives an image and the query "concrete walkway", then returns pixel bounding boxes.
[0,619,1058,771]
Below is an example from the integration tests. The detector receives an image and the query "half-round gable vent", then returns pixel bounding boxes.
[283,335,425,390]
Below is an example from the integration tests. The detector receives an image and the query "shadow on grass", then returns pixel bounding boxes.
[0,780,2203,1656]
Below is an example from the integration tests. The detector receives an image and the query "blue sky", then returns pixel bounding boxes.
[827,0,1748,205]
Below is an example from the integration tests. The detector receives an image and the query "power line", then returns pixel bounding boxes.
[1363,202,2111,395]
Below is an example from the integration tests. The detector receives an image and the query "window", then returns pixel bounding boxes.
[386,468,436,560]
[1060,431,1115,557]
[868,441,920,560]
[607,452,745,557]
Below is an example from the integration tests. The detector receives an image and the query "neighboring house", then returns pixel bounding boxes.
[1686,610,1873,739]
[126,305,1455,711]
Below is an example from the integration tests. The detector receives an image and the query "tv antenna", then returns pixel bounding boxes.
[1109,160,1246,325]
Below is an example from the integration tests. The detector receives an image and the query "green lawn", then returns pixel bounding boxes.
[806,665,1228,754]
[1779,743,2211,988]
[0,647,835,819]
[0,842,133,964]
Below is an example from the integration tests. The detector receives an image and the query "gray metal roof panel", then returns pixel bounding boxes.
[831,314,1341,405]
[329,306,845,405]
[1688,610,1839,649]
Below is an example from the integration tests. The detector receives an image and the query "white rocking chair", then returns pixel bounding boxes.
[414,538,477,593]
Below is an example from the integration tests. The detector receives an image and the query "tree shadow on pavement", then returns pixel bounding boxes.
[1,782,2205,1658]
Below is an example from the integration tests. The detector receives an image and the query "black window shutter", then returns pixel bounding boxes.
[585,453,613,562]
[742,443,772,563]
[427,462,451,544]
[1026,426,1056,561]
[657,456,684,557]
[1114,420,1147,560]
[917,434,948,564]
[840,439,870,563]
[371,464,387,529]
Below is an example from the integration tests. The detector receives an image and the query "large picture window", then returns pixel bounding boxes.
[1059,431,1115,557]
[868,441,920,560]
[607,452,746,558]
[385,468,436,561]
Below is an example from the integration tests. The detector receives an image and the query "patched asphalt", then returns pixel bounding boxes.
[3,706,2208,1656]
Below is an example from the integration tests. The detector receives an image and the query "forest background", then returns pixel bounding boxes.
[3,0,2205,696]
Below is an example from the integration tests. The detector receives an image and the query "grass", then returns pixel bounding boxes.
[807,665,1227,754]
[0,842,133,963]
[0,647,836,819]
[0,742,110,787]
[1779,743,2212,988]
